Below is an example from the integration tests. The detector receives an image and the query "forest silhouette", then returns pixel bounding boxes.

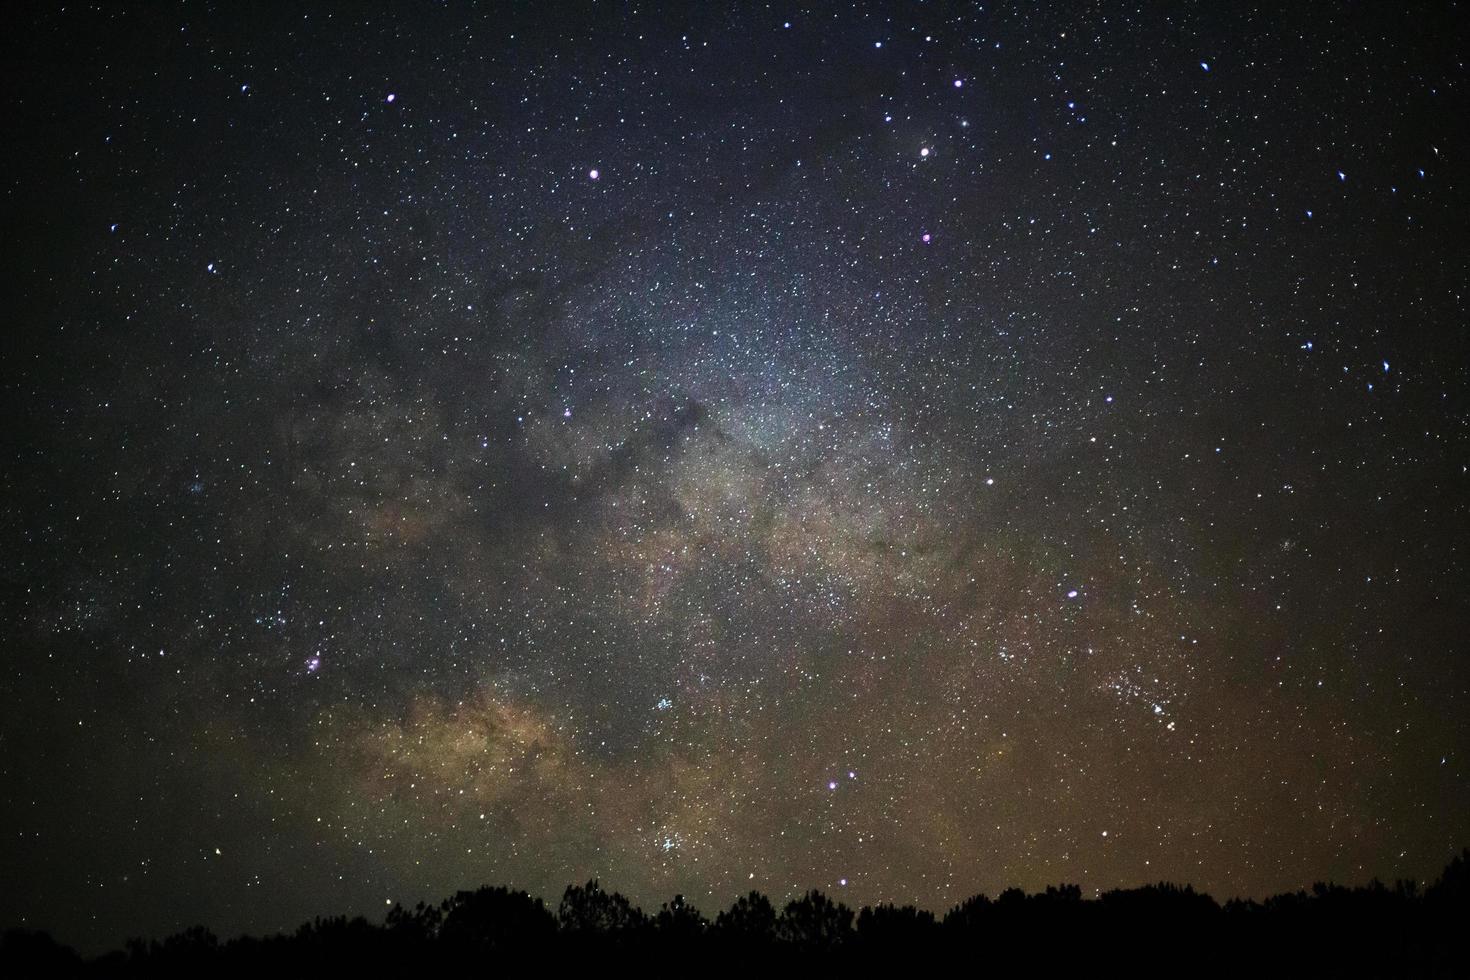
[4,849,1466,975]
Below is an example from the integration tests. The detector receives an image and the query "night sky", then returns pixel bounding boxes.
[3,1,1468,954]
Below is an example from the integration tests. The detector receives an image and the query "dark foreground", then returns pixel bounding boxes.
[5,850,1467,976]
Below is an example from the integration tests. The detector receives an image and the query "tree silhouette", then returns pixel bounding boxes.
[558,879,647,941]
[855,902,937,948]
[3,850,1468,972]
[654,894,708,937]
[1427,848,1469,907]
[713,890,778,948]
[438,886,555,952]
[384,899,442,946]
[777,890,853,950]
[943,891,993,934]
[0,929,79,974]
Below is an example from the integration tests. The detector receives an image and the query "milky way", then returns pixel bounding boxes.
[3,2,1467,952]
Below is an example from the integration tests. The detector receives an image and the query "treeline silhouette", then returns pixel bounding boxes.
[4,849,1466,975]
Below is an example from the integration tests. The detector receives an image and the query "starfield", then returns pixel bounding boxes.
[2,2,1466,974]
